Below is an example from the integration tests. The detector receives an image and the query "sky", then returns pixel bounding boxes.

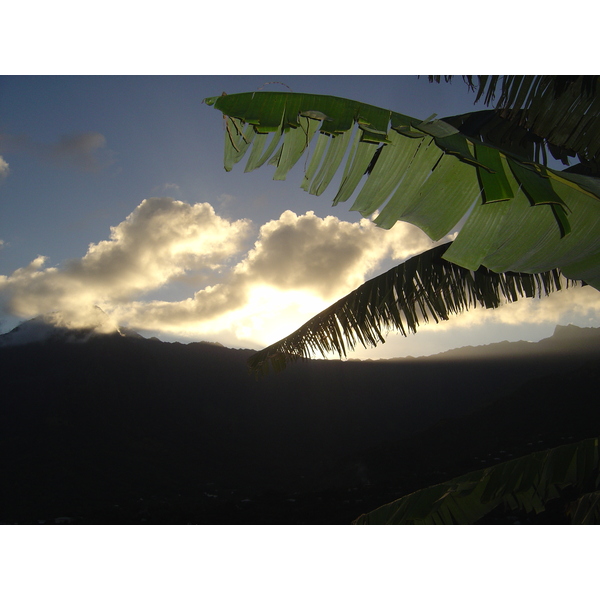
[2,5,597,594]
[1,75,600,359]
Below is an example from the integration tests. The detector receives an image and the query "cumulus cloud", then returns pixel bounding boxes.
[0,197,251,321]
[0,156,9,179]
[3,197,598,354]
[107,210,442,345]
[234,210,435,298]
[0,199,439,346]
[0,131,113,172]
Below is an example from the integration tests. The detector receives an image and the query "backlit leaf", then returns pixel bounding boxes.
[207,91,600,288]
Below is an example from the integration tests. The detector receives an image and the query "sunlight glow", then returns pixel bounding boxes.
[127,284,333,350]
[230,285,330,346]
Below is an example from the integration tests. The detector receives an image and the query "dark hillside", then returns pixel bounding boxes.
[1,325,600,524]
[338,359,600,524]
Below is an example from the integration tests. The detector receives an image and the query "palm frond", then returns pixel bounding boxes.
[352,437,599,525]
[430,76,600,172]
[204,91,600,288]
[247,243,579,376]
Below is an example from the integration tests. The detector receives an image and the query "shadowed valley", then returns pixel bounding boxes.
[1,323,599,524]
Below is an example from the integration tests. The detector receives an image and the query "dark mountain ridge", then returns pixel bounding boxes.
[1,322,599,524]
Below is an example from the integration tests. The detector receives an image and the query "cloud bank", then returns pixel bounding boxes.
[0,198,438,346]
[0,198,250,329]
[108,207,440,344]
[1,196,599,353]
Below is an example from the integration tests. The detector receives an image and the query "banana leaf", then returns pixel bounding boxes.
[206,86,600,525]
[205,92,600,289]
[247,243,577,376]
[352,437,599,525]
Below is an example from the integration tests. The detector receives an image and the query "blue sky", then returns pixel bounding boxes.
[1,75,599,358]
[1,5,596,587]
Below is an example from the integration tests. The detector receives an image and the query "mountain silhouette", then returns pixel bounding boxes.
[0,308,142,348]
[1,320,599,524]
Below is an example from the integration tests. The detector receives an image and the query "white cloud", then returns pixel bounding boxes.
[0,200,438,347]
[235,210,436,299]
[107,210,440,345]
[0,197,251,322]
[0,156,9,179]
[2,197,599,355]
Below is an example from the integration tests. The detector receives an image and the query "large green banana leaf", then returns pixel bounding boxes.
[204,91,600,288]
[352,437,599,525]
[247,242,577,376]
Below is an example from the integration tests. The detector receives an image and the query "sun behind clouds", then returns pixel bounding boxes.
[2,196,599,355]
